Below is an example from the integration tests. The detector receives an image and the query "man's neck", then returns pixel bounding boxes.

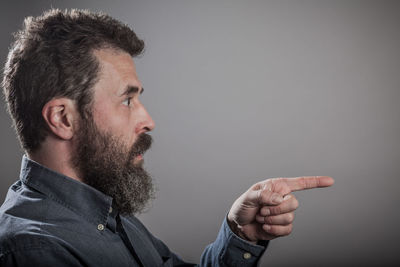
[28,138,83,182]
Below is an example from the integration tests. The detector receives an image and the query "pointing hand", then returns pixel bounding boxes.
[227,176,334,243]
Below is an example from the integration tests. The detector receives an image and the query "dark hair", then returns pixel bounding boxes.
[2,8,144,153]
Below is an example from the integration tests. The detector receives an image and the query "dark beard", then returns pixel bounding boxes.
[72,115,155,215]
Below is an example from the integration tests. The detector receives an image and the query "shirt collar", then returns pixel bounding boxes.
[19,155,113,227]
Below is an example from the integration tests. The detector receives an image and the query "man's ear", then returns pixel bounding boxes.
[42,98,78,140]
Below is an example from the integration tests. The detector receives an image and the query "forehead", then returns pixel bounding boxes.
[92,48,141,97]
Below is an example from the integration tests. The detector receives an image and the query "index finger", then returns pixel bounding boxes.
[283,176,334,192]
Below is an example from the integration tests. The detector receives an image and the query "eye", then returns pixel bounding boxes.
[122,97,133,107]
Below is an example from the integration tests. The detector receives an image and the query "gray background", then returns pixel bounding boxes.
[1,0,399,266]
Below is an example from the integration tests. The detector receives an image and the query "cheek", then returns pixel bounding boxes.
[93,103,138,144]
[92,101,125,132]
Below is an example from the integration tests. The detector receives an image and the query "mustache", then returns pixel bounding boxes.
[129,133,153,158]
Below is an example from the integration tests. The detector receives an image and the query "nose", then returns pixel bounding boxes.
[145,112,155,132]
[136,106,155,134]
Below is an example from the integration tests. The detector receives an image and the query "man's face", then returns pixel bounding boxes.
[90,49,155,161]
[72,49,156,215]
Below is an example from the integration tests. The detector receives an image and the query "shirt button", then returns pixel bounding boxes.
[97,224,105,231]
[243,252,252,260]
[109,207,113,213]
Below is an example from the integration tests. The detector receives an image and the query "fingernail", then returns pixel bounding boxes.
[272,194,283,204]
[264,209,270,216]
[283,195,292,201]
[264,224,271,231]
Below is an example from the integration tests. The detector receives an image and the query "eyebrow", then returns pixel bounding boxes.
[120,85,144,97]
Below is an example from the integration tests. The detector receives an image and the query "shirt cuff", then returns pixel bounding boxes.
[218,215,269,266]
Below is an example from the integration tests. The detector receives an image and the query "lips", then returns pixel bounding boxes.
[129,133,152,162]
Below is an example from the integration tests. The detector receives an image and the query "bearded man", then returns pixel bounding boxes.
[0,9,334,266]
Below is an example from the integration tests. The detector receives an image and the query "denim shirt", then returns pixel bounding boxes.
[0,156,268,266]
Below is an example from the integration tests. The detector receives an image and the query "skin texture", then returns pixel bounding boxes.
[30,48,334,243]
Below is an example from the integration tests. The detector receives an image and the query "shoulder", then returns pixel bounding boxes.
[0,209,60,259]
[0,235,83,267]
[0,214,83,267]
[0,181,68,258]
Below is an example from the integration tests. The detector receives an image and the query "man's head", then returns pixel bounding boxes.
[2,9,156,214]
[2,8,145,152]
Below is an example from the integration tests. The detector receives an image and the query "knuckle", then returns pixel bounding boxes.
[256,215,265,223]
[282,224,293,236]
[268,225,277,235]
[265,216,273,224]
[253,181,264,191]
[262,191,272,204]
[257,190,266,204]
[270,206,281,215]
[270,179,281,192]
[287,213,295,223]
[256,190,262,203]
[263,180,273,191]
[261,206,269,216]
[299,177,307,189]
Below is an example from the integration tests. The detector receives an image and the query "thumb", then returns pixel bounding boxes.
[247,188,284,206]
